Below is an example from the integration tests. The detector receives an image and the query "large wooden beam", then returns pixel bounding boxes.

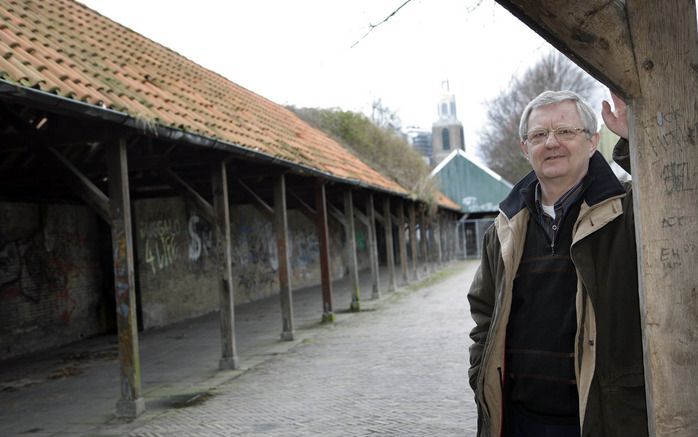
[315,182,334,323]
[397,201,409,284]
[408,203,419,281]
[274,175,295,341]
[237,178,274,218]
[46,146,111,224]
[366,193,380,300]
[344,189,361,312]
[495,0,641,98]
[164,168,215,225]
[623,1,698,435]
[419,210,429,275]
[497,1,698,435]
[383,197,397,292]
[435,213,443,265]
[212,161,239,370]
[107,138,145,418]
[288,188,316,222]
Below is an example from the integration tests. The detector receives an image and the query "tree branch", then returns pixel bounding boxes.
[351,0,415,48]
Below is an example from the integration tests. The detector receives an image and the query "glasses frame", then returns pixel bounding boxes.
[524,126,590,146]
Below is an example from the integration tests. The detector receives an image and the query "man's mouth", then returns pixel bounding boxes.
[545,155,564,161]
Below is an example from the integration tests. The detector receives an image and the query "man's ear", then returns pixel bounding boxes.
[589,132,600,157]
[519,140,528,160]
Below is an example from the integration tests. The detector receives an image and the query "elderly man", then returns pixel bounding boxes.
[468,90,648,437]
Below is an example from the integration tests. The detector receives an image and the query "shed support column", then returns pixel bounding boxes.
[383,197,397,292]
[625,2,698,435]
[315,182,334,323]
[435,214,443,265]
[397,201,409,284]
[367,194,380,299]
[408,203,419,281]
[344,189,361,312]
[419,211,429,275]
[447,214,458,261]
[212,162,239,369]
[107,138,145,418]
[274,175,294,341]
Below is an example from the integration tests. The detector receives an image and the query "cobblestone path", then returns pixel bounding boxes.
[109,261,480,437]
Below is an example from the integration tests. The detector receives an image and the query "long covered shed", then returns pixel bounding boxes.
[0,0,461,417]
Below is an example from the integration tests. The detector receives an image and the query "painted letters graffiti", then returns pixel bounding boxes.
[139,214,213,274]
[139,218,180,274]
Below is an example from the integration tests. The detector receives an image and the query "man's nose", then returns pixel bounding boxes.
[544,131,560,146]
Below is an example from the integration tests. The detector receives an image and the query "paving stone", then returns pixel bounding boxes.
[103,261,480,437]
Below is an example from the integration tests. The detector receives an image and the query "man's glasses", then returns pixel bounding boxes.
[525,126,589,146]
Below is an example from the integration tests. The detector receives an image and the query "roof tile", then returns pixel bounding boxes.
[0,0,464,207]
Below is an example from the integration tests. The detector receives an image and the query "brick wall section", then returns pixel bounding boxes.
[0,202,104,360]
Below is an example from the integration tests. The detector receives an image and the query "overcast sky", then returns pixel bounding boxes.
[80,0,565,154]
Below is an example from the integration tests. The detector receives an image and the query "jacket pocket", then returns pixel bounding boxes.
[600,372,649,437]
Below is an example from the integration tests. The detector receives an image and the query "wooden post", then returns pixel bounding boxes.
[366,193,380,299]
[315,182,334,323]
[383,197,397,292]
[107,138,145,418]
[625,2,698,434]
[419,210,429,275]
[435,213,443,265]
[212,162,239,369]
[408,202,419,281]
[397,201,409,284]
[344,189,361,312]
[492,1,698,434]
[274,175,294,341]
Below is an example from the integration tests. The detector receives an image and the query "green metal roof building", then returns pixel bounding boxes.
[431,150,513,214]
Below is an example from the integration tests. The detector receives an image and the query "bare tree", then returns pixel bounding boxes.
[477,51,603,183]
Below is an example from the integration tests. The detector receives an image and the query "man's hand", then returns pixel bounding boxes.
[601,92,628,139]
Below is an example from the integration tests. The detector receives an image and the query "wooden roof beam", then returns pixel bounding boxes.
[495,0,641,98]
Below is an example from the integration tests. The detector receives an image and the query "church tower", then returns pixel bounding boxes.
[431,81,465,165]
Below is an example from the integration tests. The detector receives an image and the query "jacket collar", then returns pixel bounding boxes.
[499,151,625,220]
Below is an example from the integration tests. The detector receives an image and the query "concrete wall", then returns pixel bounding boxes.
[0,202,105,361]
[133,197,219,330]
[0,196,370,360]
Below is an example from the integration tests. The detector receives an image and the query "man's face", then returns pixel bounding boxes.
[520,101,599,190]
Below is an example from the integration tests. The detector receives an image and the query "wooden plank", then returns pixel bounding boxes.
[408,203,419,281]
[288,188,316,221]
[353,203,370,227]
[344,189,361,312]
[366,193,380,299]
[495,0,640,97]
[435,213,443,265]
[164,168,216,225]
[106,138,145,418]
[383,197,397,292]
[315,182,334,323]
[237,178,274,218]
[419,210,429,274]
[327,201,347,228]
[212,161,239,370]
[46,146,111,224]
[397,201,409,284]
[623,1,698,435]
[274,174,295,341]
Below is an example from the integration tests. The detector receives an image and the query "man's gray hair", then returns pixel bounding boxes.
[518,90,598,141]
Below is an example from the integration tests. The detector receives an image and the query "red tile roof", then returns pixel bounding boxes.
[0,0,460,210]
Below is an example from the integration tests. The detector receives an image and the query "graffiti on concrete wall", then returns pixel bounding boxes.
[187,214,213,262]
[233,220,278,301]
[0,227,81,325]
[0,230,42,301]
[139,214,213,274]
[139,218,181,274]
